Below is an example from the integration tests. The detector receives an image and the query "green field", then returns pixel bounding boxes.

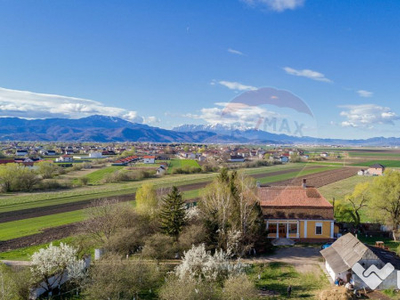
[0,210,86,241]
[348,151,400,157]
[0,236,81,261]
[256,166,338,185]
[182,189,201,200]
[84,166,124,184]
[168,159,200,173]
[351,160,400,167]
[0,172,218,214]
[319,175,374,202]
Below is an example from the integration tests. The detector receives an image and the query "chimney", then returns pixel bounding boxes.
[302,178,307,189]
[256,181,261,188]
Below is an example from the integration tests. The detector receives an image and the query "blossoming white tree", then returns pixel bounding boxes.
[30,243,86,294]
[175,244,245,283]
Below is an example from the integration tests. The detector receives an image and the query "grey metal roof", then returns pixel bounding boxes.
[320,233,371,274]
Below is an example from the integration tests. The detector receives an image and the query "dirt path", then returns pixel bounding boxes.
[246,246,323,273]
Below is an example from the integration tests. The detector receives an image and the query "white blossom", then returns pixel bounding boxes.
[185,206,200,221]
[30,243,86,292]
[175,244,246,282]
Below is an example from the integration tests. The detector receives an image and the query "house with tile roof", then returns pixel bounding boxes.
[259,179,334,241]
[368,163,385,176]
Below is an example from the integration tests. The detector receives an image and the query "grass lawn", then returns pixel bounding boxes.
[84,166,124,184]
[348,152,400,157]
[0,235,85,261]
[242,163,306,175]
[305,161,348,166]
[358,235,400,252]
[352,160,400,167]
[167,159,200,174]
[182,188,201,200]
[248,262,329,299]
[256,166,338,185]
[319,175,374,202]
[0,210,86,241]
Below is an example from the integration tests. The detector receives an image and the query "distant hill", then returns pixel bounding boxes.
[173,124,400,146]
[0,116,218,143]
[0,115,399,145]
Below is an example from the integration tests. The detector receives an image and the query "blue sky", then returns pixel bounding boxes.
[1,0,400,139]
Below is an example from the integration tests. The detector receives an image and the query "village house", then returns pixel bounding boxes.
[368,163,385,176]
[16,149,28,156]
[228,155,245,163]
[156,164,167,175]
[88,151,104,159]
[321,233,400,290]
[320,152,329,158]
[259,180,334,242]
[55,155,73,163]
[143,155,155,164]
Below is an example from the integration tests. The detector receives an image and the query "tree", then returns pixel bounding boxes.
[345,181,370,228]
[83,255,160,300]
[175,244,245,283]
[136,183,158,217]
[37,161,59,179]
[16,167,40,191]
[141,233,176,260]
[200,169,265,256]
[0,164,18,192]
[159,186,187,239]
[368,170,400,240]
[83,199,137,245]
[121,147,136,157]
[289,152,300,162]
[30,243,86,295]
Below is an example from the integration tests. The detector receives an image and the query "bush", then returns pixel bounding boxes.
[102,170,155,183]
[83,255,161,300]
[222,274,258,300]
[37,179,72,190]
[141,233,177,260]
[79,177,90,186]
[178,223,207,252]
[159,276,219,300]
[71,164,83,171]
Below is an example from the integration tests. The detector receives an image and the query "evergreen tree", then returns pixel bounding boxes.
[160,186,186,239]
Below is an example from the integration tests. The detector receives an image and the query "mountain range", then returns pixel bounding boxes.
[0,115,398,145]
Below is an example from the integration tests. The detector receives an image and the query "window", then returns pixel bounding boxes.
[268,223,277,234]
[316,223,322,235]
[289,223,297,234]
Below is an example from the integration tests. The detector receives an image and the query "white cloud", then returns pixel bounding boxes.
[213,80,257,91]
[145,116,161,124]
[284,67,332,83]
[184,102,280,127]
[227,48,245,56]
[0,87,144,123]
[357,90,373,98]
[339,104,399,128]
[242,0,304,12]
